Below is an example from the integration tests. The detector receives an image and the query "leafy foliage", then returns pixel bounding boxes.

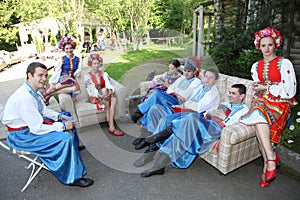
[208,0,291,78]
[281,95,300,154]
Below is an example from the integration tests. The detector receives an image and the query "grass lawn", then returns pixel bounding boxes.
[103,46,192,82]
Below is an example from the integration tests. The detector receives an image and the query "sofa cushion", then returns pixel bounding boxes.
[75,99,105,117]
[215,73,230,103]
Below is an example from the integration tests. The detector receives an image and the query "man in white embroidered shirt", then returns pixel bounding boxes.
[1,62,93,187]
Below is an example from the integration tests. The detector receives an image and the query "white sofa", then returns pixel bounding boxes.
[0,50,23,66]
[58,69,127,129]
[139,72,261,175]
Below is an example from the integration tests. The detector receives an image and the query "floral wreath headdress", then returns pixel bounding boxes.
[254,27,283,50]
[59,36,76,50]
[87,53,103,67]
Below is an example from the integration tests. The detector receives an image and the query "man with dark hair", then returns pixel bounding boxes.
[139,84,249,177]
[2,62,94,187]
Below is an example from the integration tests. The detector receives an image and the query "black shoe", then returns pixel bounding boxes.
[134,151,156,167]
[140,152,170,177]
[141,168,165,177]
[131,109,144,123]
[134,139,149,150]
[71,178,94,187]
[145,125,173,144]
[132,137,145,146]
[78,145,86,151]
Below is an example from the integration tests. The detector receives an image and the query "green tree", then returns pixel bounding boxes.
[0,1,21,50]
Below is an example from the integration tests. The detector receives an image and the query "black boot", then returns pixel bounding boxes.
[132,137,144,146]
[140,153,171,177]
[133,144,159,167]
[134,139,149,150]
[132,128,152,145]
[145,125,173,144]
[133,128,152,150]
[130,109,144,123]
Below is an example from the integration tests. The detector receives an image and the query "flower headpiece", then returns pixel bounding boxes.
[59,36,76,50]
[87,53,103,67]
[254,27,283,50]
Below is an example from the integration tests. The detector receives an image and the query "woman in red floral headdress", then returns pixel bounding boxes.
[240,27,297,188]
[84,53,124,136]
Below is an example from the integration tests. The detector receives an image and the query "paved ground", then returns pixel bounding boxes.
[0,51,300,200]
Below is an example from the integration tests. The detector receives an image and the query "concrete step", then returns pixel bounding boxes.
[290,48,300,54]
[293,41,300,48]
[294,66,300,75]
[292,60,300,65]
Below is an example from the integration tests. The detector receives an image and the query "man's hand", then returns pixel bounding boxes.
[61,115,69,121]
[208,109,226,120]
[64,120,74,130]
[175,93,186,103]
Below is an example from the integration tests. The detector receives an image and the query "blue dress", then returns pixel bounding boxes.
[139,90,180,128]
[156,112,222,168]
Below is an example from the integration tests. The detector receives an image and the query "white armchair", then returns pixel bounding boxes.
[58,69,127,129]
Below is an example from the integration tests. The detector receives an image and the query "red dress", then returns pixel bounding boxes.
[240,56,297,143]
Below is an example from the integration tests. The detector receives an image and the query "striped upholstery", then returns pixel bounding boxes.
[139,73,261,175]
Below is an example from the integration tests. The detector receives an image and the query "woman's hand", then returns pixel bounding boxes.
[75,72,81,78]
[252,82,267,92]
[99,88,112,101]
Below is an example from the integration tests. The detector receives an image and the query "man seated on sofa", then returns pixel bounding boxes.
[123,57,202,125]
[139,84,249,177]
[1,62,94,187]
[133,69,220,166]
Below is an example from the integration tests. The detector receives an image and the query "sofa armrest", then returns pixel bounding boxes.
[111,79,127,118]
[138,81,153,96]
[47,97,61,112]
[220,123,256,145]
[58,93,78,123]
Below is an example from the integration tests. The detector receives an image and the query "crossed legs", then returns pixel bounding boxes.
[255,124,276,174]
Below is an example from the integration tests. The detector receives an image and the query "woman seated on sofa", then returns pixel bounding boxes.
[142,59,182,102]
[42,40,82,103]
[84,53,124,136]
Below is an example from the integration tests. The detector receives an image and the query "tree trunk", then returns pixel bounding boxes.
[214,0,223,39]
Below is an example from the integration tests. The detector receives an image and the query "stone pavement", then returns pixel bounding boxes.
[0,51,300,200]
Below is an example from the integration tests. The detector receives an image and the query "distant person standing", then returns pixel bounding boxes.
[97,31,106,51]
[110,33,116,50]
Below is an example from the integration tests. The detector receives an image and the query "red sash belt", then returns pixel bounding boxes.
[6,125,28,132]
